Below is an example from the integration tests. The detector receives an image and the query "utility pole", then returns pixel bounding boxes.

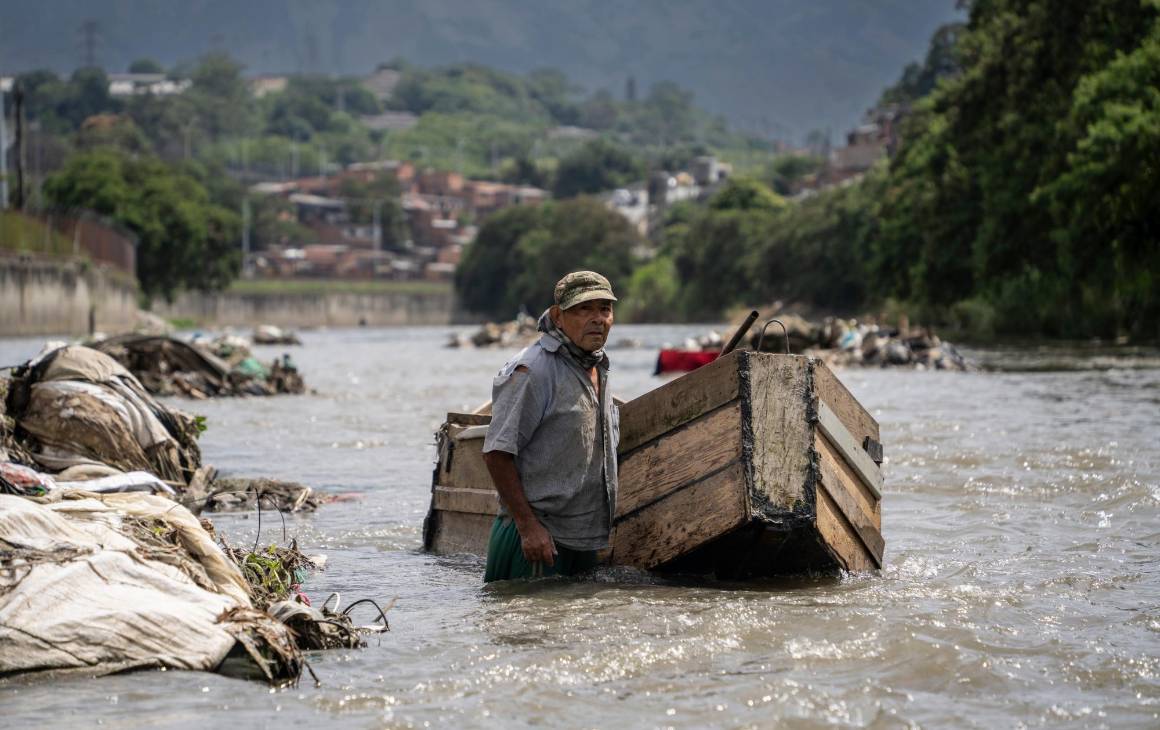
[1,76,9,209]
[372,200,382,252]
[12,82,24,210]
[241,197,252,277]
[79,20,100,68]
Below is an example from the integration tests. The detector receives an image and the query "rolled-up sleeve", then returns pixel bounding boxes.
[483,368,543,456]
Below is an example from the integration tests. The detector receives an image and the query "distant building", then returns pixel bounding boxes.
[362,67,401,102]
[547,126,599,141]
[107,73,190,96]
[827,104,908,183]
[249,75,288,98]
[247,158,549,282]
[360,111,418,132]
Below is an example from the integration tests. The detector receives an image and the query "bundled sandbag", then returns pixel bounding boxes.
[252,325,302,346]
[92,334,305,398]
[0,493,302,684]
[4,346,202,486]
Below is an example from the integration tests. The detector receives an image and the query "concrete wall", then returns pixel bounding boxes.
[153,287,456,328]
[0,255,140,336]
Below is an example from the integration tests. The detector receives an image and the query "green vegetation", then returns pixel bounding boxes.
[868,0,1160,339]
[0,211,77,257]
[43,148,241,302]
[14,2,1156,340]
[540,0,1158,339]
[456,198,642,318]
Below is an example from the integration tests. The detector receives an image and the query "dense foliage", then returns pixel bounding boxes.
[628,0,1160,339]
[455,198,642,318]
[43,149,241,301]
[870,0,1160,338]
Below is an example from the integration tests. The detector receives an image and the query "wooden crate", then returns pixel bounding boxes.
[423,351,884,576]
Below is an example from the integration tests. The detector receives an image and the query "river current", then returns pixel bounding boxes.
[2,326,1158,729]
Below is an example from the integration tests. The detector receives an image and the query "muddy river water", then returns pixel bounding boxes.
[2,326,1158,729]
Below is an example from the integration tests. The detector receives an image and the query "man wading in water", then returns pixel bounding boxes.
[481,271,619,582]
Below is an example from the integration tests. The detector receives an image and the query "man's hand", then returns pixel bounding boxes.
[483,448,557,567]
[516,517,557,566]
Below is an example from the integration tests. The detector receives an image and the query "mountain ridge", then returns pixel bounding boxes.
[0,0,961,138]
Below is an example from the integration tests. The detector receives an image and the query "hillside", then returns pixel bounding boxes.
[0,0,961,138]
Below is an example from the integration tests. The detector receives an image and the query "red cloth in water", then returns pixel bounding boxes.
[654,349,719,374]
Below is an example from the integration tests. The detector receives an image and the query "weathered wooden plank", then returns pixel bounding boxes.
[745,354,814,514]
[610,461,749,570]
[454,425,489,441]
[428,510,494,556]
[616,402,743,518]
[444,434,494,490]
[618,351,741,454]
[812,362,879,446]
[817,449,884,566]
[816,402,883,499]
[432,485,500,516]
[815,433,880,527]
[447,412,492,426]
[815,487,877,572]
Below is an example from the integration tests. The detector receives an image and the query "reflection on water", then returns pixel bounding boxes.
[1,326,1158,728]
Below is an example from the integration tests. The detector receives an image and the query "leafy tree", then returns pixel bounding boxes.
[871,0,1159,337]
[765,154,825,195]
[456,198,642,318]
[76,114,151,154]
[622,255,681,322]
[186,54,256,140]
[1033,12,1160,337]
[880,22,965,105]
[707,177,787,213]
[552,139,643,198]
[526,68,581,125]
[43,149,241,301]
[128,58,164,74]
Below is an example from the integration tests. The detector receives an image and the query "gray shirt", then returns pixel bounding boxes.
[482,333,619,550]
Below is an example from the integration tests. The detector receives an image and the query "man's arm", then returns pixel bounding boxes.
[482,450,556,566]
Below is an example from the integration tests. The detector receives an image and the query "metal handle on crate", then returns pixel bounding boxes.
[756,318,790,354]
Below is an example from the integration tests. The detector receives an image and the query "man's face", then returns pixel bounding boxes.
[554,299,614,352]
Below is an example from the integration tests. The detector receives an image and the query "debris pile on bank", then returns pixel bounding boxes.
[0,492,304,684]
[252,325,303,346]
[92,334,305,398]
[2,345,317,511]
[447,312,538,348]
[746,314,970,370]
[0,345,387,685]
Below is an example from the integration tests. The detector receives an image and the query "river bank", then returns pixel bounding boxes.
[1,326,1157,727]
[149,279,458,329]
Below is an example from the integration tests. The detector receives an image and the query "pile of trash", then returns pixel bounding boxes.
[731,312,971,371]
[0,492,304,684]
[0,344,387,685]
[447,312,538,349]
[92,334,305,398]
[4,345,204,489]
[2,344,317,511]
[252,325,302,346]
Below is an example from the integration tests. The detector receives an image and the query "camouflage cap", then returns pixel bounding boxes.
[554,270,617,310]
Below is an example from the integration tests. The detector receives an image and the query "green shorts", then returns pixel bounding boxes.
[483,516,600,582]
